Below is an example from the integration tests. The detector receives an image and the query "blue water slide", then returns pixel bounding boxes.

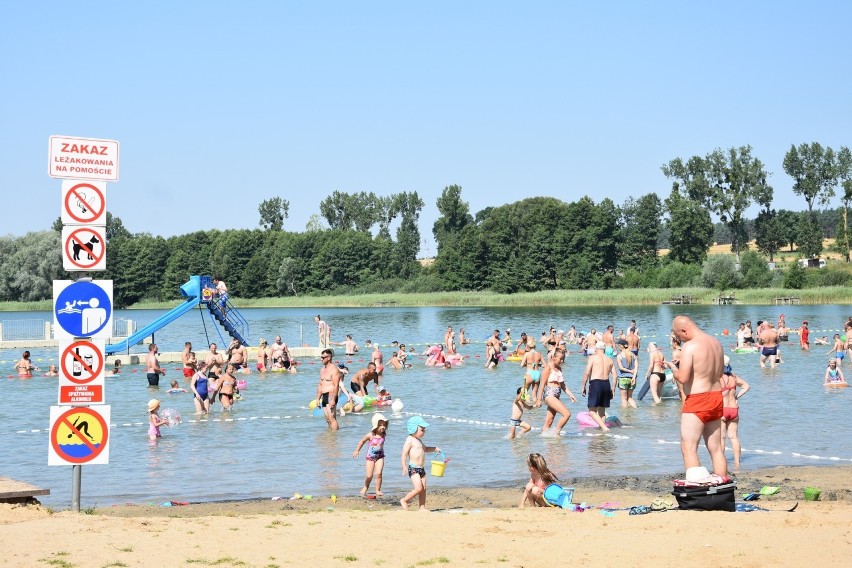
[105,276,203,355]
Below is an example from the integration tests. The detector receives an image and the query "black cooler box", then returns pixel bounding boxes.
[672,482,736,511]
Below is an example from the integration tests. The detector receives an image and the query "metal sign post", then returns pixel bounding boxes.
[49,135,119,512]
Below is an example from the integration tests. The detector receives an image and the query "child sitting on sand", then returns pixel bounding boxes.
[509,387,532,439]
[352,413,389,497]
[519,453,558,507]
[400,416,440,511]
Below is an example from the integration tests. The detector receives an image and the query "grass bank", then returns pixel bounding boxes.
[2,287,848,312]
[122,286,852,310]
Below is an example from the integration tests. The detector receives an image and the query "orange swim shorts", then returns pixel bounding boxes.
[682,391,723,423]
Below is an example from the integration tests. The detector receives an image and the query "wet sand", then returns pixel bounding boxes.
[2,464,850,567]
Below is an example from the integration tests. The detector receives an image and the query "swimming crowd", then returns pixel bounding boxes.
[15,311,852,510]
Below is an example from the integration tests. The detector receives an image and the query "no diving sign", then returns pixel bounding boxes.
[62,226,106,271]
[48,406,111,465]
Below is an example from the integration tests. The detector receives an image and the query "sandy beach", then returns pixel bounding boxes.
[3,464,850,567]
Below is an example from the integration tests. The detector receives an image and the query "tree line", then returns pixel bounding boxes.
[1,142,849,307]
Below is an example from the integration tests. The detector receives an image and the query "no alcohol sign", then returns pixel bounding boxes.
[58,339,105,405]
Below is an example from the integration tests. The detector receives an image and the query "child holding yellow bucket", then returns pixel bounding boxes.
[400,416,441,511]
[353,413,389,497]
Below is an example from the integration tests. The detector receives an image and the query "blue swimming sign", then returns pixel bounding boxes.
[53,280,113,339]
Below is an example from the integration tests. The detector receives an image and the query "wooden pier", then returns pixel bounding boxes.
[661,294,692,305]
[0,477,49,505]
[713,293,737,305]
[774,296,801,305]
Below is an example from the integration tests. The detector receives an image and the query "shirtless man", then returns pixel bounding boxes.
[316,349,342,430]
[270,336,285,366]
[226,338,248,371]
[146,343,166,386]
[581,341,616,431]
[485,329,502,368]
[601,325,616,356]
[665,315,727,477]
[349,362,379,396]
[205,343,225,379]
[181,342,197,379]
[443,326,453,350]
[341,335,359,356]
[626,328,641,358]
[759,322,780,368]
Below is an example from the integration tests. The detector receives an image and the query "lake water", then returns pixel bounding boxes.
[3,304,851,508]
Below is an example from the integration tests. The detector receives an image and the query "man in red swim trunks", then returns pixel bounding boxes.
[665,315,727,477]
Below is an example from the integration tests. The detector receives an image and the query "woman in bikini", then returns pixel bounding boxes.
[14,351,36,378]
[720,357,750,470]
[537,349,577,436]
[216,364,238,410]
[643,342,667,404]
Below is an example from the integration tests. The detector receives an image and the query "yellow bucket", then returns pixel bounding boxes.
[430,450,447,477]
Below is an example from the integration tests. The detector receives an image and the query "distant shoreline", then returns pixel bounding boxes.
[1,286,849,311]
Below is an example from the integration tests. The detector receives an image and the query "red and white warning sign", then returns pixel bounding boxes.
[61,180,107,225]
[62,226,106,271]
[49,135,119,182]
[58,339,105,405]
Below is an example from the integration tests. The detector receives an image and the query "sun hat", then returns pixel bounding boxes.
[147,399,160,412]
[595,341,606,349]
[407,416,430,434]
[371,413,388,430]
[685,466,711,483]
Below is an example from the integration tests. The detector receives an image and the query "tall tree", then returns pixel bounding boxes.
[775,209,800,252]
[618,193,662,271]
[258,197,290,231]
[753,208,784,262]
[797,212,824,259]
[663,186,713,264]
[432,184,473,253]
[835,147,852,262]
[662,145,773,261]
[782,142,838,213]
[375,195,400,239]
[393,192,425,278]
[319,191,354,230]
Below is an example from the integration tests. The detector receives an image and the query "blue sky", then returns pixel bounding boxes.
[2,1,850,256]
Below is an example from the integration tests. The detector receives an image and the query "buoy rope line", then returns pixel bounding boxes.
[10,409,849,462]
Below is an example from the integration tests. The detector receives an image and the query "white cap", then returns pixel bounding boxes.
[596,341,605,349]
[685,466,711,482]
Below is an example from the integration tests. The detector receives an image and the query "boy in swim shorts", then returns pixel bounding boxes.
[400,416,440,511]
[509,387,533,439]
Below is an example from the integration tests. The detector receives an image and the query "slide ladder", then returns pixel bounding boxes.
[105,275,249,355]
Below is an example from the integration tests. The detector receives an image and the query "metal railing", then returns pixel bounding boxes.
[0,319,50,341]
